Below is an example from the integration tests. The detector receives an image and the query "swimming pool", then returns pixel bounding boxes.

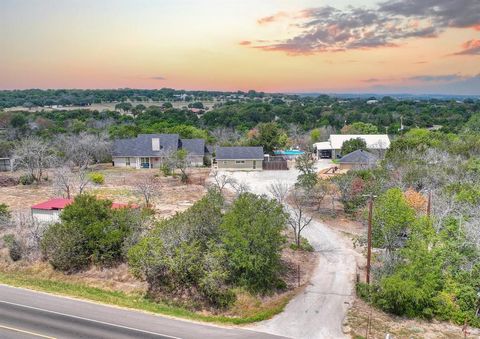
[274,150,305,156]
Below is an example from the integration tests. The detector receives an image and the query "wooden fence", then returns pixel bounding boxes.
[263,156,288,170]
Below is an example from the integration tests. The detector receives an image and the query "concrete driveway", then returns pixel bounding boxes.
[215,160,357,339]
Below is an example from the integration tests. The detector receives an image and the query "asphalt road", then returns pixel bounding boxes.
[0,285,286,339]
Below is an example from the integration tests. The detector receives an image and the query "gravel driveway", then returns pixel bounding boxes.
[213,161,357,339]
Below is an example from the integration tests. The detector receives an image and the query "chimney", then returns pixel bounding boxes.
[152,138,160,151]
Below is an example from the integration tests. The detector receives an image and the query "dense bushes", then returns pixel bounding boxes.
[128,190,287,308]
[41,195,139,272]
[220,193,287,292]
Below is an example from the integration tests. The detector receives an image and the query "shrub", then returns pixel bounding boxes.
[3,234,22,261]
[0,176,19,187]
[128,190,232,307]
[89,172,105,184]
[19,174,34,185]
[160,164,172,176]
[41,194,135,272]
[220,193,287,292]
[41,222,89,271]
[289,237,314,252]
[0,203,10,219]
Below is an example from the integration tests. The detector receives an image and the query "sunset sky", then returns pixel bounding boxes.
[1,0,479,95]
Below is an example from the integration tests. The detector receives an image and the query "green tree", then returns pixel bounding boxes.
[310,129,321,143]
[42,195,135,271]
[372,188,415,254]
[295,152,318,189]
[220,193,287,292]
[342,122,378,134]
[341,137,367,155]
[465,113,480,132]
[248,122,288,154]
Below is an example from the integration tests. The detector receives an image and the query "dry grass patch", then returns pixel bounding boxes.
[346,298,479,339]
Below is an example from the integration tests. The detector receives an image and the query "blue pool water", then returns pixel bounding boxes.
[274,150,305,155]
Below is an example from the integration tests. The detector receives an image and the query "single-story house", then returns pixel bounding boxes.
[112,134,207,169]
[314,134,390,159]
[215,146,264,170]
[31,198,138,223]
[338,149,379,170]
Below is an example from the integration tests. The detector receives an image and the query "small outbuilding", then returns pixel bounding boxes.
[338,149,379,170]
[0,158,13,172]
[31,198,137,223]
[214,146,264,170]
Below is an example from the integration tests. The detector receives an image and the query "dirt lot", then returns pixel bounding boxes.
[0,165,318,319]
[0,165,209,218]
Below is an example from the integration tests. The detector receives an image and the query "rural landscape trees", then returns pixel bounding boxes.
[0,89,479,328]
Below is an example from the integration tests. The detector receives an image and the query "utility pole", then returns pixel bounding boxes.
[366,196,373,285]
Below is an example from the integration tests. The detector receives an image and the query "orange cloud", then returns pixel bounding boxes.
[257,11,288,25]
[238,40,251,46]
[453,39,480,55]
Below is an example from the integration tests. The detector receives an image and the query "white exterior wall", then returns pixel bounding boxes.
[32,209,61,224]
[113,157,137,168]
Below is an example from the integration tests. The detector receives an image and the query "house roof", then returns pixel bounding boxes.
[180,139,205,156]
[216,146,264,160]
[112,134,180,157]
[31,198,72,210]
[313,141,333,150]
[329,134,390,149]
[339,149,378,164]
[31,198,138,210]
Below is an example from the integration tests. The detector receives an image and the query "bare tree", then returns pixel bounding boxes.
[287,188,313,248]
[9,211,46,261]
[211,127,242,146]
[174,149,191,183]
[133,176,161,207]
[58,132,112,168]
[310,180,331,211]
[13,136,56,182]
[267,180,291,204]
[229,180,250,197]
[209,170,236,194]
[52,166,90,198]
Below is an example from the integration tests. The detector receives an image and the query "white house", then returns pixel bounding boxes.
[314,134,390,159]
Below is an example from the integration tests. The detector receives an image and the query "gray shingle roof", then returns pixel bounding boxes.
[339,149,378,164]
[216,146,264,160]
[112,134,179,157]
[180,139,205,156]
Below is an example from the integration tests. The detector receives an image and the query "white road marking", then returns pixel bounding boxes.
[0,324,56,338]
[0,300,182,339]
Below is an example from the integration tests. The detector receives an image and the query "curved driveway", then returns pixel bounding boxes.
[219,161,357,339]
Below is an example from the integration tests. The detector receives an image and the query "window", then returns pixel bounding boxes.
[235,160,245,164]
[126,157,130,166]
